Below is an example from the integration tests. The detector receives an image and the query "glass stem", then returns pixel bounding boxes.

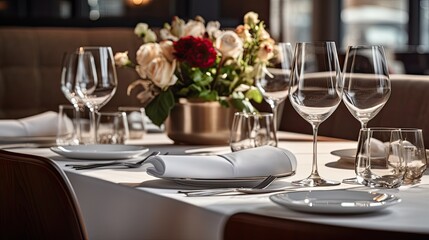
[73,104,81,144]
[89,107,97,144]
[361,121,367,129]
[310,122,321,178]
[272,103,279,131]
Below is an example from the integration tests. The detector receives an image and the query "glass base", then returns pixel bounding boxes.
[342,177,367,185]
[292,176,341,187]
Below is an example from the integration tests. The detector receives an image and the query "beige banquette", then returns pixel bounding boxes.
[1,27,429,143]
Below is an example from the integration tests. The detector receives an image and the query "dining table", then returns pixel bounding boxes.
[4,131,429,240]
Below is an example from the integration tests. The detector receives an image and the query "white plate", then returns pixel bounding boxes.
[155,172,295,188]
[270,190,401,214]
[330,148,386,164]
[50,144,149,160]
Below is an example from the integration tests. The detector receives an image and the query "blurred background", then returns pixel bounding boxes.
[1,0,428,74]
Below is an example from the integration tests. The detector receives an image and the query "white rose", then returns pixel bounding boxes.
[258,27,271,41]
[244,11,259,25]
[144,29,157,43]
[170,16,185,38]
[184,19,205,37]
[206,21,221,39]
[114,51,131,67]
[159,40,175,62]
[146,57,178,89]
[160,28,178,41]
[135,43,162,79]
[215,30,243,60]
[134,23,149,37]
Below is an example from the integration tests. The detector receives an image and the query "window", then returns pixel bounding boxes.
[341,0,408,48]
[422,0,429,46]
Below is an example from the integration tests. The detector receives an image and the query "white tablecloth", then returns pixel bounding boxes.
[7,132,429,240]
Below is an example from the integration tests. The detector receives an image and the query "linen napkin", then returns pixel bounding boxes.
[0,111,59,137]
[145,146,297,179]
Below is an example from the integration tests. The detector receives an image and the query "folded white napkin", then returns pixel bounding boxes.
[146,146,297,179]
[0,111,59,137]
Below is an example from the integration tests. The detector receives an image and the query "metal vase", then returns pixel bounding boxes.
[165,98,236,145]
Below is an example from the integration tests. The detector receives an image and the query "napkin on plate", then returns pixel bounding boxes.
[0,111,59,137]
[145,146,297,179]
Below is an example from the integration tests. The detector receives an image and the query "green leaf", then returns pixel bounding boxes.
[199,90,218,101]
[230,98,257,113]
[245,87,263,103]
[145,89,175,127]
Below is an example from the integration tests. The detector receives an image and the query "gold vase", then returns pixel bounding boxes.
[165,98,236,145]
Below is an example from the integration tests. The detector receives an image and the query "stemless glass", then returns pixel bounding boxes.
[355,128,405,188]
[256,42,293,131]
[342,45,391,184]
[289,42,343,187]
[229,112,277,152]
[400,128,427,185]
[75,46,118,144]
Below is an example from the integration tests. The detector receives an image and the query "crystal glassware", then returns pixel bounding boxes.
[60,52,91,144]
[256,42,293,133]
[289,42,343,187]
[229,112,277,152]
[355,128,405,188]
[400,128,427,185]
[75,46,118,144]
[342,45,391,184]
[342,45,391,129]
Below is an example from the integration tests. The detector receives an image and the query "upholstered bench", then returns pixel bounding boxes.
[0,27,142,119]
[279,74,429,144]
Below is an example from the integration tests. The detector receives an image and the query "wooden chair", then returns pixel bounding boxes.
[0,149,88,240]
[224,213,429,240]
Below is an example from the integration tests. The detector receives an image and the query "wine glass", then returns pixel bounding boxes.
[289,42,343,187]
[60,52,92,144]
[256,42,293,133]
[342,45,391,184]
[75,46,118,143]
[342,45,391,129]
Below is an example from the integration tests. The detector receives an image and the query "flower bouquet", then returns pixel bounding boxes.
[115,11,277,126]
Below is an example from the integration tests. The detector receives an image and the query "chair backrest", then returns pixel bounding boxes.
[0,149,88,240]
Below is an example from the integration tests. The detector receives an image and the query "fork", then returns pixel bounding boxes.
[66,151,161,170]
[180,175,277,197]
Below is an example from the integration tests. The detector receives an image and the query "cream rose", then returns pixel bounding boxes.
[134,23,149,37]
[258,27,271,41]
[144,29,157,43]
[206,21,221,39]
[235,25,252,42]
[114,51,131,67]
[215,30,243,60]
[135,43,162,79]
[257,41,274,63]
[159,40,175,62]
[184,19,205,37]
[170,16,185,38]
[160,28,178,41]
[146,57,177,89]
[244,11,259,25]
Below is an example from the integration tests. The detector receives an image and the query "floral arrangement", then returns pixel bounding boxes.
[114,11,277,126]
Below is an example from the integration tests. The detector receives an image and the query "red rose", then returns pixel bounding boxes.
[173,36,217,68]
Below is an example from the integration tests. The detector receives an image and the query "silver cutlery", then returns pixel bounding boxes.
[66,151,161,170]
[179,175,277,197]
